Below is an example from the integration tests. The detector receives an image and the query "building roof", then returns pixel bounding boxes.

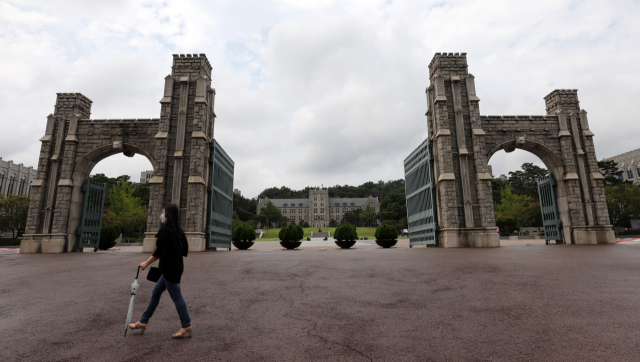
[328,198,371,207]
[269,199,309,207]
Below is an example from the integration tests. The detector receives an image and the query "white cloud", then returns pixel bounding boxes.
[1,0,640,198]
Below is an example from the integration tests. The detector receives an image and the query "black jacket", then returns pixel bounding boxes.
[152,226,189,283]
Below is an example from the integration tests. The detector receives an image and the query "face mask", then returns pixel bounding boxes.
[160,213,166,223]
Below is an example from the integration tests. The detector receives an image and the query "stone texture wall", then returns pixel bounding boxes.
[424,52,613,246]
[22,54,217,253]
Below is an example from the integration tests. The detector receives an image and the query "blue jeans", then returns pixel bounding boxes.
[140,275,191,328]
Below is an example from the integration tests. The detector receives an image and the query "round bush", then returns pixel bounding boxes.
[279,224,303,249]
[232,224,256,250]
[375,224,398,248]
[99,224,121,250]
[334,224,357,249]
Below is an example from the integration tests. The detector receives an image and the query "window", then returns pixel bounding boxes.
[290,209,295,213]
[637,165,640,178]
[628,169,634,179]
[284,203,288,206]
[350,202,355,206]
[314,208,317,213]
[320,208,324,213]
[7,176,15,194]
[343,202,347,206]
[299,209,302,213]
[0,174,4,191]
[313,215,318,220]
[283,209,287,213]
[314,203,317,207]
[320,215,325,220]
[314,197,317,201]
[321,197,324,201]
[619,173,624,181]
[298,203,303,206]
[320,203,324,207]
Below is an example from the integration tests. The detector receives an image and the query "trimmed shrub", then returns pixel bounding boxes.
[334,223,357,249]
[279,224,303,242]
[99,224,121,250]
[375,224,398,248]
[375,224,398,241]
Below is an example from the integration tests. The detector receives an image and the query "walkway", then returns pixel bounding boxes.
[1,243,639,361]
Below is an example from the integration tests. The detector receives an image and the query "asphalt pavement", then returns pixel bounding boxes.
[1,243,640,361]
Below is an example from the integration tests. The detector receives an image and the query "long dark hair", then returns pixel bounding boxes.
[156,204,182,237]
[163,204,180,229]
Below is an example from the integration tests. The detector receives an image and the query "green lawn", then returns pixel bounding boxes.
[258,227,378,239]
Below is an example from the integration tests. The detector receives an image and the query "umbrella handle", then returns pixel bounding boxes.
[135,265,140,279]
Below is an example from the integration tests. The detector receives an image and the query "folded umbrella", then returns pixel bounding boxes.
[124,266,141,337]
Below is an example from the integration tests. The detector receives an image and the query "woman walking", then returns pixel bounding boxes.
[129,204,192,338]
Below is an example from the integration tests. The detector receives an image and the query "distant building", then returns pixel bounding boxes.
[0,157,37,196]
[603,148,640,184]
[140,170,154,184]
[256,187,380,228]
[234,189,241,196]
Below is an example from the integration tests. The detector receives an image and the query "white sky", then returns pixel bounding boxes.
[1,0,639,198]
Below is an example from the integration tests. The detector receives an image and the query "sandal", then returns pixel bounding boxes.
[128,321,148,335]
[172,326,193,339]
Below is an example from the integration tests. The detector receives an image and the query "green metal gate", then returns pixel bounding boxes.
[207,139,234,250]
[404,138,437,247]
[536,174,563,244]
[76,179,106,251]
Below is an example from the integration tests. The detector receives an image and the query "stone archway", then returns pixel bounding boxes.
[422,52,614,247]
[21,54,218,253]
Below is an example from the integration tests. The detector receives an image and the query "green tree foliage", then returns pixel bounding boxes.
[343,209,362,226]
[375,224,398,241]
[107,182,147,240]
[0,194,30,238]
[298,219,310,228]
[506,163,549,201]
[278,224,303,242]
[334,224,357,242]
[397,217,408,231]
[233,192,258,221]
[259,201,282,228]
[605,184,640,227]
[90,174,150,208]
[257,180,405,202]
[99,224,121,250]
[598,160,628,187]
[329,219,337,227]
[233,224,257,242]
[377,187,406,222]
[359,204,377,226]
[491,175,510,206]
[494,187,539,235]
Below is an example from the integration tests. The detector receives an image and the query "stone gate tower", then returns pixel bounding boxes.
[21,54,217,253]
[425,53,614,246]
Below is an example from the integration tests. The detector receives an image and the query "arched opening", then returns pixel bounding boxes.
[486,140,571,243]
[66,144,156,251]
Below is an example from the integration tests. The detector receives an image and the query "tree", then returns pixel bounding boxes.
[598,160,628,187]
[491,174,510,205]
[107,182,147,241]
[359,204,377,226]
[605,184,640,227]
[494,187,539,235]
[0,194,30,238]
[377,187,406,222]
[343,209,362,226]
[132,183,150,207]
[259,201,282,228]
[329,219,337,227]
[507,163,549,201]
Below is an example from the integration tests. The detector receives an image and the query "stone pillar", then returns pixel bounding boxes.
[21,93,93,253]
[544,90,614,244]
[427,53,499,247]
[143,54,214,252]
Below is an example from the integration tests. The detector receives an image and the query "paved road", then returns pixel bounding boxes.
[1,244,639,361]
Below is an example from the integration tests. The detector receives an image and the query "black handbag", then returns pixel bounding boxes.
[147,266,162,283]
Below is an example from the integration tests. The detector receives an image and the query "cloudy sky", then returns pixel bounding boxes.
[1,0,639,198]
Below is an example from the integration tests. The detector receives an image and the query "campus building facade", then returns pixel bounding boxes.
[603,147,640,184]
[256,188,380,228]
[0,157,37,196]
